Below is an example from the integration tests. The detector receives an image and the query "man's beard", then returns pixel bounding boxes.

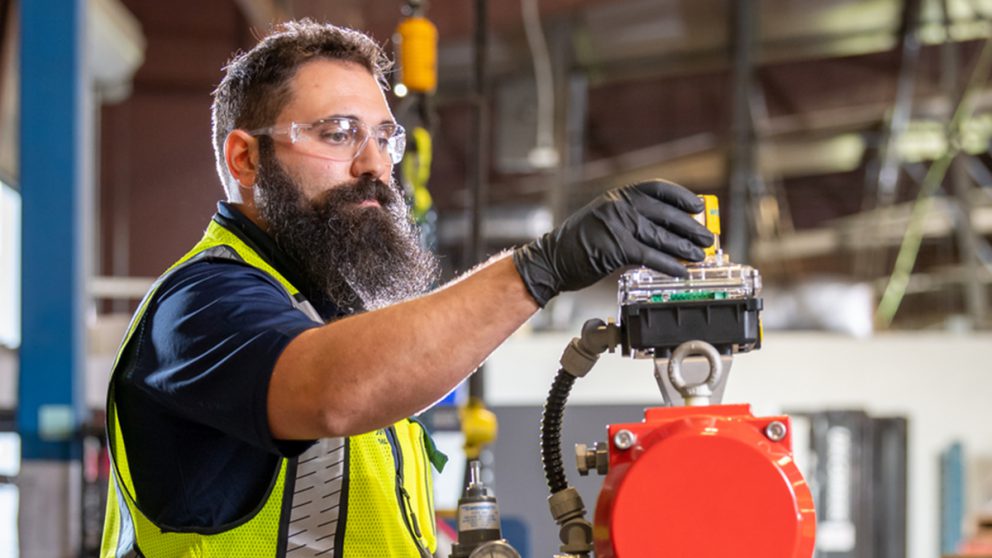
[254,144,439,310]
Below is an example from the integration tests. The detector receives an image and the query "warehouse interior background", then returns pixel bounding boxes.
[2,0,992,556]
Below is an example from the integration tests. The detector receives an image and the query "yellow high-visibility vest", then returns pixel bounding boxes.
[101,217,439,557]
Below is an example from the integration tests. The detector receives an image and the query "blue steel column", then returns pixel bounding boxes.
[18,0,87,556]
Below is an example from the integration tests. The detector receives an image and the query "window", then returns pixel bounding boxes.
[0,181,17,557]
[0,181,19,349]
[0,432,18,557]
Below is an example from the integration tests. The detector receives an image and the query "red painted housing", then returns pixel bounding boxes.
[594,404,816,558]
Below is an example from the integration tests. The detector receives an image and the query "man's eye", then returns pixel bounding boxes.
[318,130,352,144]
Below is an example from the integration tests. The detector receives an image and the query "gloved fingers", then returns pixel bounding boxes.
[634,200,714,248]
[632,243,691,278]
[630,180,705,213]
[633,216,706,262]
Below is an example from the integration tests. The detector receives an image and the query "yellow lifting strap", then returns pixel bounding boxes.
[402,126,434,222]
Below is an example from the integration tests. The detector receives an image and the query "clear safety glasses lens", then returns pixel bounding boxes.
[251,118,406,164]
[302,118,406,164]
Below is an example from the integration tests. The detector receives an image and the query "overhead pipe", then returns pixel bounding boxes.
[466,0,490,400]
[726,0,759,264]
[856,0,923,279]
[940,0,988,328]
[876,37,992,326]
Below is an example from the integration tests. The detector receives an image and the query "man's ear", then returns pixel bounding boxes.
[224,130,260,193]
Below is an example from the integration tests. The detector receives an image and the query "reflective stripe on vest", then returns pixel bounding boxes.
[100,218,437,557]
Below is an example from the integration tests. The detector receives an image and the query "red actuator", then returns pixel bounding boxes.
[593,404,816,558]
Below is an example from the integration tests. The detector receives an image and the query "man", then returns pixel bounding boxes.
[100,20,713,558]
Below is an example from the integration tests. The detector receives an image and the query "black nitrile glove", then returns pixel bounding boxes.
[513,180,715,307]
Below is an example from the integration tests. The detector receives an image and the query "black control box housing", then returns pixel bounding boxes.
[620,297,763,357]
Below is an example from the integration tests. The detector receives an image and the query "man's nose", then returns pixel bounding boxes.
[351,138,390,179]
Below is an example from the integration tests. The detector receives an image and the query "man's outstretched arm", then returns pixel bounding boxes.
[268,254,536,439]
[267,180,715,440]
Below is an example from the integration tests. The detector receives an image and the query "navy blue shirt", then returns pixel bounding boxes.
[114,202,356,529]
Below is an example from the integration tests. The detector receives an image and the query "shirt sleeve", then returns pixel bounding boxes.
[125,259,322,457]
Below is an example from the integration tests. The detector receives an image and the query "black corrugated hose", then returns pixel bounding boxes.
[540,368,576,494]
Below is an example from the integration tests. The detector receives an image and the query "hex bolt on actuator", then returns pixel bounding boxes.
[613,430,636,451]
[764,421,788,442]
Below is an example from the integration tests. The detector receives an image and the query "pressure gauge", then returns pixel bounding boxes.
[468,540,521,558]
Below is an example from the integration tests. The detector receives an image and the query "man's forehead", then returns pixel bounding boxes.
[280,58,392,123]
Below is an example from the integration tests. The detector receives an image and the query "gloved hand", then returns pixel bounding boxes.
[513,179,715,307]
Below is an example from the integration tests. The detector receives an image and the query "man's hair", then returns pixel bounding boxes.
[211,20,391,200]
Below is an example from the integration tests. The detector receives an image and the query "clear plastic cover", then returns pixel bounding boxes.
[619,254,762,306]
